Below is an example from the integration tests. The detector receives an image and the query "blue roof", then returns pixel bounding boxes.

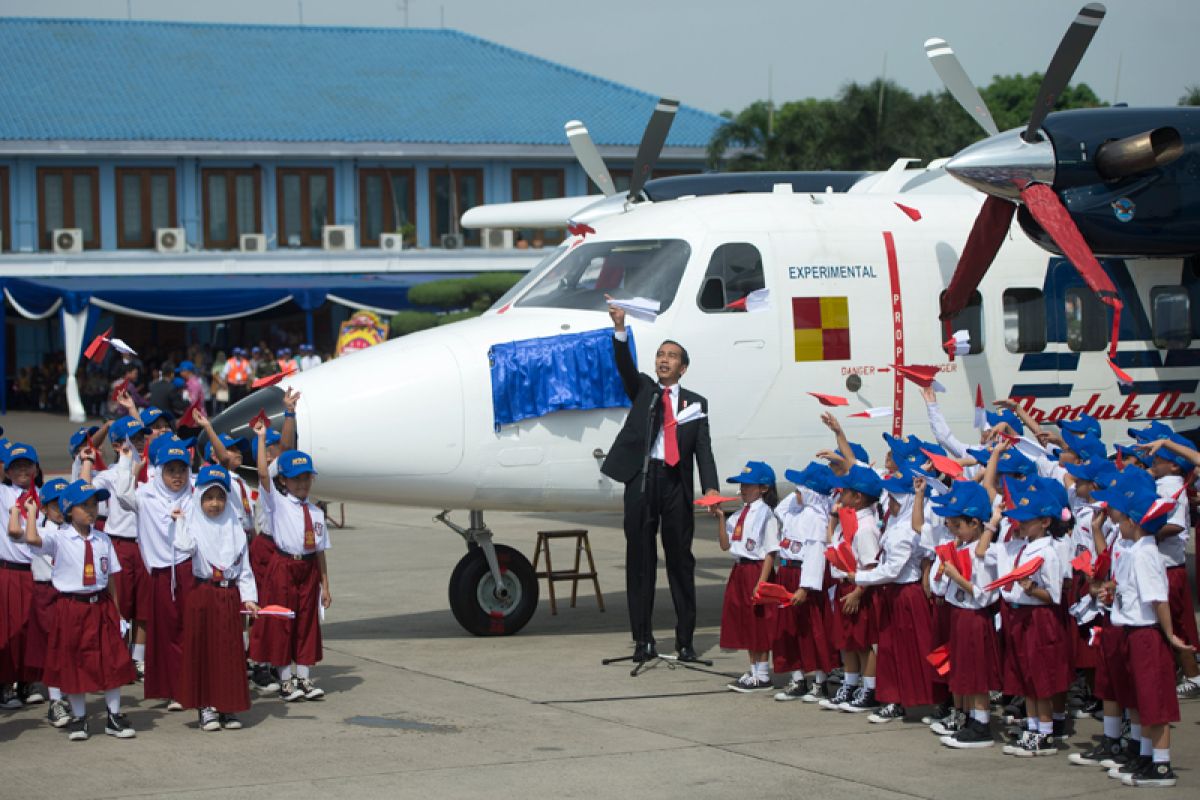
[0,17,724,148]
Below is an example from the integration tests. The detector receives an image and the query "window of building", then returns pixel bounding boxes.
[277,167,334,248]
[1002,288,1046,353]
[429,168,484,248]
[358,168,415,247]
[116,167,177,249]
[697,243,765,312]
[1065,287,1109,352]
[939,290,984,353]
[37,167,100,250]
[1151,286,1192,350]
[0,167,9,252]
[202,168,262,250]
[511,168,565,246]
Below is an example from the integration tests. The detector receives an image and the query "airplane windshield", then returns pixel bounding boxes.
[514,239,691,312]
[488,244,569,312]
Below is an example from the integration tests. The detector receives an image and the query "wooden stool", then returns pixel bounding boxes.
[531,529,605,615]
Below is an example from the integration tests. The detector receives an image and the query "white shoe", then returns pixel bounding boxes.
[199,707,220,732]
[166,699,184,712]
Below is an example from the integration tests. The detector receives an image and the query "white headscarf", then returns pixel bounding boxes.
[184,484,245,572]
[138,466,194,532]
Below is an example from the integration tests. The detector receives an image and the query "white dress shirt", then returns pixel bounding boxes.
[92,461,139,539]
[855,516,924,586]
[0,484,32,564]
[1155,475,1189,567]
[724,499,779,561]
[776,491,829,591]
[1000,535,1063,606]
[943,541,1000,610]
[1111,535,1169,627]
[37,526,122,594]
[260,488,329,557]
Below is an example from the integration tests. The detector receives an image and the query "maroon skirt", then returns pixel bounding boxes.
[110,537,150,623]
[43,592,136,694]
[930,598,953,685]
[1002,604,1071,699]
[771,564,835,674]
[178,581,250,712]
[1167,566,1199,649]
[24,581,58,672]
[1094,622,1135,708]
[947,605,1002,696]
[0,565,35,683]
[144,559,194,700]
[828,581,875,651]
[249,552,323,666]
[719,561,775,652]
[874,582,939,707]
[1127,625,1181,726]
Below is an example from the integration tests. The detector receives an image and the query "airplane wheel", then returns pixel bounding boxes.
[448,544,539,636]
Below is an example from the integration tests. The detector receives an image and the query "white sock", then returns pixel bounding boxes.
[296,664,311,680]
[243,632,250,649]
[1037,719,1053,735]
[1103,715,1121,739]
[279,665,294,681]
[792,670,805,683]
[68,694,85,718]
[814,670,827,684]
[104,688,121,714]
[863,676,876,690]
[1131,723,1143,742]
[972,709,989,724]
[1153,748,1170,764]
[131,643,145,661]
[48,686,62,701]
[1140,737,1152,756]
[1026,717,1038,732]
[844,672,861,687]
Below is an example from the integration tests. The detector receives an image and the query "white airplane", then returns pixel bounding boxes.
[213,3,1200,635]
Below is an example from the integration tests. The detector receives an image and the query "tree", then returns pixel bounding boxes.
[391,272,524,337]
[1181,85,1200,105]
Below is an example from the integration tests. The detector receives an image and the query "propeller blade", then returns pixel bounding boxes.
[1024,3,1106,142]
[627,98,680,201]
[565,120,616,196]
[924,38,999,137]
[940,195,1016,321]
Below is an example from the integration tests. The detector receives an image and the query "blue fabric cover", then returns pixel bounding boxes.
[490,328,635,428]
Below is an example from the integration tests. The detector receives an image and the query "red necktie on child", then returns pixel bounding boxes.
[302,504,316,551]
[661,387,680,467]
[238,482,252,516]
[732,505,750,542]
[82,536,96,586]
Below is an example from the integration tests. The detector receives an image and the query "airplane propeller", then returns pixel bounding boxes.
[564,97,680,203]
[926,3,1130,382]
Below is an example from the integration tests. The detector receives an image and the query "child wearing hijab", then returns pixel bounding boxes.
[174,465,259,731]
[0,443,43,707]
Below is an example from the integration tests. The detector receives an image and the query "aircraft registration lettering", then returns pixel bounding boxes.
[788,265,879,280]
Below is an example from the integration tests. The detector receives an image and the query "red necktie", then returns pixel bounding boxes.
[302,503,316,551]
[238,481,252,517]
[82,536,97,586]
[732,505,750,542]
[661,387,680,467]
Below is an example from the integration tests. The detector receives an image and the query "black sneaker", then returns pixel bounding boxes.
[727,673,772,693]
[199,707,220,732]
[841,686,880,713]
[931,708,966,736]
[773,678,808,702]
[47,698,71,728]
[279,678,305,702]
[1052,717,1070,741]
[19,682,46,705]
[1002,696,1025,723]
[922,697,954,725]
[105,712,135,739]
[1176,679,1200,701]
[942,718,994,749]
[868,703,905,723]
[251,665,281,693]
[1100,738,1138,770]
[0,685,22,709]
[1109,754,1150,780]
[802,681,829,703]
[299,677,325,700]
[819,682,852,710]
[1128,761,1177,788]
[1071,696,1102,719]
[1012,732,1057,757]
[67,717,88,741]
[220,713,243,730]
[1003,730,1034,755]
[1069,735,1123,766]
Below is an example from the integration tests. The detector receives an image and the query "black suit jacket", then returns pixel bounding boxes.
[600,334,719,499]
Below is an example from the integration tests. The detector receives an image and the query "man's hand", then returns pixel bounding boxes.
[605,295,626,332]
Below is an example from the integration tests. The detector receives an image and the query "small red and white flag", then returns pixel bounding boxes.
[943,329,970,358]
[1140,498,1177,527]
[973,385,986,430]
[725,288,770,313]
[849,406,893,419]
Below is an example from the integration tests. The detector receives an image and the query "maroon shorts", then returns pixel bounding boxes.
[178,581,251,713]
[1126,625,1181,726]
[1002,604,1071,699]
[948,605,1002,696]
[1166,566,1199,650]
[828,581,875,651]
[44,592,135,694]
[719,561,775,652]
[249,551,323,667]
[249,533,276,593]
[770,564,834,674]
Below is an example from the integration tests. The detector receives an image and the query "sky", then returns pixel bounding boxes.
[2,0,1196,115]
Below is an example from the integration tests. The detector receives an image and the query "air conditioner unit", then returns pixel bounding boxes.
[380,232,404,252]
[52,228,83,254]
[440,232,463,250]
[155,227,186,253]
[482,228,514,250]
[239,233,267,252]
[322,224,355,251]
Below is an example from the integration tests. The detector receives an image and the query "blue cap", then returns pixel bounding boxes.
[69,426,99,455]
[1063,459,1121,485]
[1029,476,1070,515]
[1127,420,1174,443]
[1152,435,1195,471]
[39,477,70,505]
[985,409,1025,436]
[930,480,991,521]
[3,443,39,467]
[881,469,922,497]
[966,446,991,466]
[251,429,283,457]
[1058,413,1102,438]
[833,464,884,499]
[251,346,262,354]
[848,442,870,464]
[204,433,248,464]
[109,415,145,443]
[726,460,776,485]
[1114,444,1152,468]
[1123,489,1178,534]
[1003,484,1065,521]
[178,360,196,373]
[140,406,171,428]
[1063,434,1108,463]
[59,479,111,513]
[784,462,838,496]
[152,437,191,467]
[994,448,1036,476]
[278,450,317,478]
[196,464,231,492]
[231,347,245,356]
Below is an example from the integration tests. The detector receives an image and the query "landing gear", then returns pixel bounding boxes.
[436,511,538,636]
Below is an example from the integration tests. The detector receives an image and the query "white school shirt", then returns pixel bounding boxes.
[855,515,924,586]
[1054,531,1075,582]
[1110,536,1169,627]
[29,518,59,582]
[724,499,780,561]
[1154,475,1189,567]
[114,456,194,570]
[37,526,121,594]
[173,520,258,604]
[775,491,829,591]
[1000,536,1063,606]
[943,541,1000,610]
[920,514,955,598]
[230,474,256,533]
[260,488,330,556]
[924,402,970,460]
[92,458,139,539]
[830,507,882,579]
[0,483,33,564]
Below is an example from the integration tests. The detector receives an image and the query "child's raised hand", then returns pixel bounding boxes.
[913,475,927,494]
[919,385,937,404]
[193,408,210,428]
[252,420,267,438]
[22,497,38,516]
[820,412,842,435]
[283,388,301,413]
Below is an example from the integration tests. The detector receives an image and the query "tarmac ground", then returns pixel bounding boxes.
[1,410,1197,799]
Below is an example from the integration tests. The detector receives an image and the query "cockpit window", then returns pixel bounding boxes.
[697,243,765,312]
[488,244,568,312]
[514,239,691,312]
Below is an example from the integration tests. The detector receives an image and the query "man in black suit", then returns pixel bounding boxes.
[601,302,719,663]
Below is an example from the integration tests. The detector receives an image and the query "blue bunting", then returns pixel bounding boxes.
[489,327,635,428]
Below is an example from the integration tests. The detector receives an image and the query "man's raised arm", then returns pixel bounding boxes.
[606,297,641,401]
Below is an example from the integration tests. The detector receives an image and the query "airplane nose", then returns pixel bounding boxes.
[209,386,287,447]
[945,128,1056,201]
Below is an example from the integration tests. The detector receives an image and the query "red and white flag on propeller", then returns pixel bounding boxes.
[848,406,893,419]
[973,385,987,430]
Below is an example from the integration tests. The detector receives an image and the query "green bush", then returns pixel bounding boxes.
[389,310,440,337]
[436,310,481,326]
[407,272,524,312]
